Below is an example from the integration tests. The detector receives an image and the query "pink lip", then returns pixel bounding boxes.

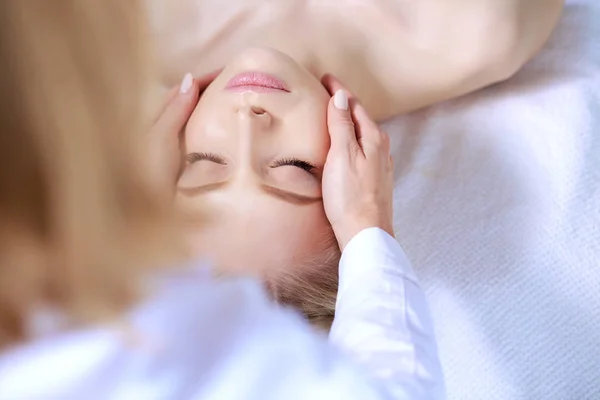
[225,72,290,93]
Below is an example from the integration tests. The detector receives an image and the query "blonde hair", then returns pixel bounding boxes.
[270,233,340,331]
[0,0,179,347]
[276,250,339,330]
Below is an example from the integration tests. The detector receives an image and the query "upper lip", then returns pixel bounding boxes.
[225,72,290,92]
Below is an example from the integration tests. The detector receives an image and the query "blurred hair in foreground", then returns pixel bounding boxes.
[0,0,181,347]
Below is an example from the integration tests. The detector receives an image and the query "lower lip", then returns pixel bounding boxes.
[225,72,290,93]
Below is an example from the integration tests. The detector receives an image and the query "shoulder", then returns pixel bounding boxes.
[0,266,385,399]
[0,267,310,398]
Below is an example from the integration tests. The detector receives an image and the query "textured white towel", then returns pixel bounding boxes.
[384,1,600,399]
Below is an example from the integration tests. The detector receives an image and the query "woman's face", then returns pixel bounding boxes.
[177,47,333,278]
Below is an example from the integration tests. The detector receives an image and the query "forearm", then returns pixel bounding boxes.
[330,228,445,399]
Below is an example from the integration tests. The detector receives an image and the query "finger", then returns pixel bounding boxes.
[351,101,381,153]
[323,74,382,151]
[196,68,223,90]
[327,89,362,155]
[154,85,180,122]
[155,68,222,122]
[323,74,378,127]
[151,73,200,138]
[321,73,347,96]
[148,73,201,190]
[324,75,363,145]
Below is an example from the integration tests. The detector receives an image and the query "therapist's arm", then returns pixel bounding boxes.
[320,77,445,399]
[330,228,445,399]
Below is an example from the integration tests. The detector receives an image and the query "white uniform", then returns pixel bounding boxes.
[0,228,445,399]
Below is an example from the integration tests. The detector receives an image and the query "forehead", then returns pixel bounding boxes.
[182,193,333,276]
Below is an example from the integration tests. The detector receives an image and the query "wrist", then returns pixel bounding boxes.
[334,218,394,251]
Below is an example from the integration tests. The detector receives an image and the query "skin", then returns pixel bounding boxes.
[148,0,564,121]
[175,48,335,278]
[147,0,564,281]
[320,76,395,250]
[153,64,396,287]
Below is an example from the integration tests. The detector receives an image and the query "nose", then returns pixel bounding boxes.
[249,106,266,116]
[236,105,272,127]
[232,105,272,177]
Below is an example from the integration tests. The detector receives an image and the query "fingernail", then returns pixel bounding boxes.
[179,73,193,94]
[333,90,348,111]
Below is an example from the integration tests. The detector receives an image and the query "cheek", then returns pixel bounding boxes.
[313,124,331,162]
[184,86,232,147]
[290,103,330,162]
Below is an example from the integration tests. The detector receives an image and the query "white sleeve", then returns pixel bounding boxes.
[0,256,443,400]
[329,228,446,400]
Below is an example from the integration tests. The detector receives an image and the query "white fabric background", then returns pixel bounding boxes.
[383,1,600,399]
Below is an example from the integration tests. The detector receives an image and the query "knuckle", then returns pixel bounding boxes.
[346,141,361,158]
[336,117,355,131]
[386,156,394,172]
[377,130,390,147]
[370,132,381,145]
[381,131,390,144]
[374,132,391,156]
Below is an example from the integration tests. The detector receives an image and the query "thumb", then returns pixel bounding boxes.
[151,73,200,137]
[148,73,200,194]
[327,90,359,151]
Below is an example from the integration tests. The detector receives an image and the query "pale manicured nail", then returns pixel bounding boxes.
[333,90,348,111]
[179,73,193,94]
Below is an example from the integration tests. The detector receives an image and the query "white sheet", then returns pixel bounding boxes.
[384,1,600,398]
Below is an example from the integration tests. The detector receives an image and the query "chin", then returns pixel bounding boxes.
[233,47,294,67]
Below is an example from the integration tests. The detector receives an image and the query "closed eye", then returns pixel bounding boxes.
[186,152,226,165]
[270,157,316,173]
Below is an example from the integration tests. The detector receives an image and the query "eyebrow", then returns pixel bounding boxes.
[177,182,321,205]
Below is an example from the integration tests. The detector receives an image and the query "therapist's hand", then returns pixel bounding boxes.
[148,70,220,196]
[321,75,395,251]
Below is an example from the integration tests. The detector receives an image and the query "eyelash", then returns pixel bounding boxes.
[271,157,316,172]
[186,153,316,172]
[186,152,226,164]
